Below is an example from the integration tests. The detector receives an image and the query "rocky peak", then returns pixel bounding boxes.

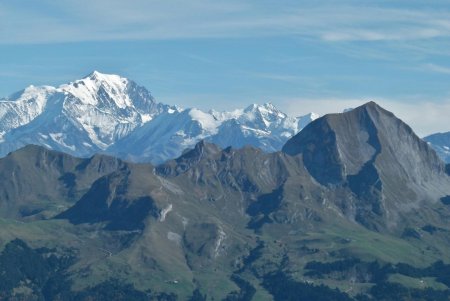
[156,140,221,176]
[283,101,445,184]
[283,101,450,229]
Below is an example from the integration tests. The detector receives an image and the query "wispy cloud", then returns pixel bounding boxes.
[2,1,450,44]
[423,63,450,74]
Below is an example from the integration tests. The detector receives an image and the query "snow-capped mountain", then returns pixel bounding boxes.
[0,71,318,163]
[107,103,318,163]
[424,132,450,163]
[0,71,173,157]
[0,85,53,138]
[209,104,317,152]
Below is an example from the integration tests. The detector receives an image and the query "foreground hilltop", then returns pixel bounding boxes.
[0,102,450,300]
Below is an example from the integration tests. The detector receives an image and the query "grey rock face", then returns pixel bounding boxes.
[283,101,450,229]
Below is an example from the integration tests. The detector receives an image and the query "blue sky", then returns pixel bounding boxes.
[2,0,450,135]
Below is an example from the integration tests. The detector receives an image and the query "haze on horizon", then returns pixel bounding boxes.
[2,0,450,136]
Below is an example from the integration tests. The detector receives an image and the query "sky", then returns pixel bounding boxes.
[1,0,450,136]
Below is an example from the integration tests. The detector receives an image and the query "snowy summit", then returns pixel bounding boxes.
[0,71,318,163]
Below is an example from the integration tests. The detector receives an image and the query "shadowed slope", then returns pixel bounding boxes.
[0,145,126,219]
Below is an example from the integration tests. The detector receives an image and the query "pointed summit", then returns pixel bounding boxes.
[156,140,222,176]
[82,70,126,84]
[243,102,283,115]
[177,140,222,165]
[283,101,444,183]
[283,101,450,229]
[88,70,102,78]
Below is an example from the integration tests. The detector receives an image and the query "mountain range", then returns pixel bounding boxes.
[0,101,450,300]
[0,71,318,164]
[3,71,449,165]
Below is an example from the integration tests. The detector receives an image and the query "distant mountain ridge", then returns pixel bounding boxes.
[0,71,318,163]
[424,131,450,163]
[108,102,318,163]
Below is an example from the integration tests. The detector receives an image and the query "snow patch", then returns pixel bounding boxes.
[141,114,152,123]
[181,217,189,228]
[159,204,173,222]
[49,133,76,151]
[188,108,220,132]
[167,231,182,245]
[213,226,226,258]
